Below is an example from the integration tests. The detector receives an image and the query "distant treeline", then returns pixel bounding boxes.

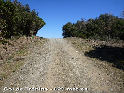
[0,0,45,38]
[62,13,124,40]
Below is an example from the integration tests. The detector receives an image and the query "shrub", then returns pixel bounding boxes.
[0,0,45,38]
[62,13,124,40]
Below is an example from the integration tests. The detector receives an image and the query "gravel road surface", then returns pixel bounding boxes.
[0,39,123,93]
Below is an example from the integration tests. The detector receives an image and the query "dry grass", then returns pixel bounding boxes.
[0,36,46,87]
[0,61,23,87]
[66,37,124,85]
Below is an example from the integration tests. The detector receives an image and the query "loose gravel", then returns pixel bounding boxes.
[0,38,123,93]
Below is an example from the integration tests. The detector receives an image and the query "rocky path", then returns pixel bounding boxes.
[0,39,123,93]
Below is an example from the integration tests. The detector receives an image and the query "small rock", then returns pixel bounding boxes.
[85,88,88,90]
[0,77,3,80]
[110,88,113,91]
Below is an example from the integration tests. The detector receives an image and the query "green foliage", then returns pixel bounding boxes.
[63,22,76,37]
[62,13,124,40]
[0,0,45,38]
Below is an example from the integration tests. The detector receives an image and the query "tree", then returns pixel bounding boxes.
[62,22,76,38]
[25,4,30,12]
[0,0,45,38]
[62,13,124,40]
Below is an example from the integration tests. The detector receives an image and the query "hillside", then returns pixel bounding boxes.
[0,36,46,87]
[0,38,123,93]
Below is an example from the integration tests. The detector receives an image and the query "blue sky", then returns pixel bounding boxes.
[18,0,124,38]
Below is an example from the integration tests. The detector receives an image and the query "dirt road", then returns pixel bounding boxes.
[0,39,123,93]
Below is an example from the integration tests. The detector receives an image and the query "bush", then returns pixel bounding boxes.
[0,0,45,38]
[62,13,124,40]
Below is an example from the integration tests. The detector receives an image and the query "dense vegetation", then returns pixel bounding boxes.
[0,0,45,38]
[62,13,124,40]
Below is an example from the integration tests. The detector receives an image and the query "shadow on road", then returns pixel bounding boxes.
[84,45,124,70]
